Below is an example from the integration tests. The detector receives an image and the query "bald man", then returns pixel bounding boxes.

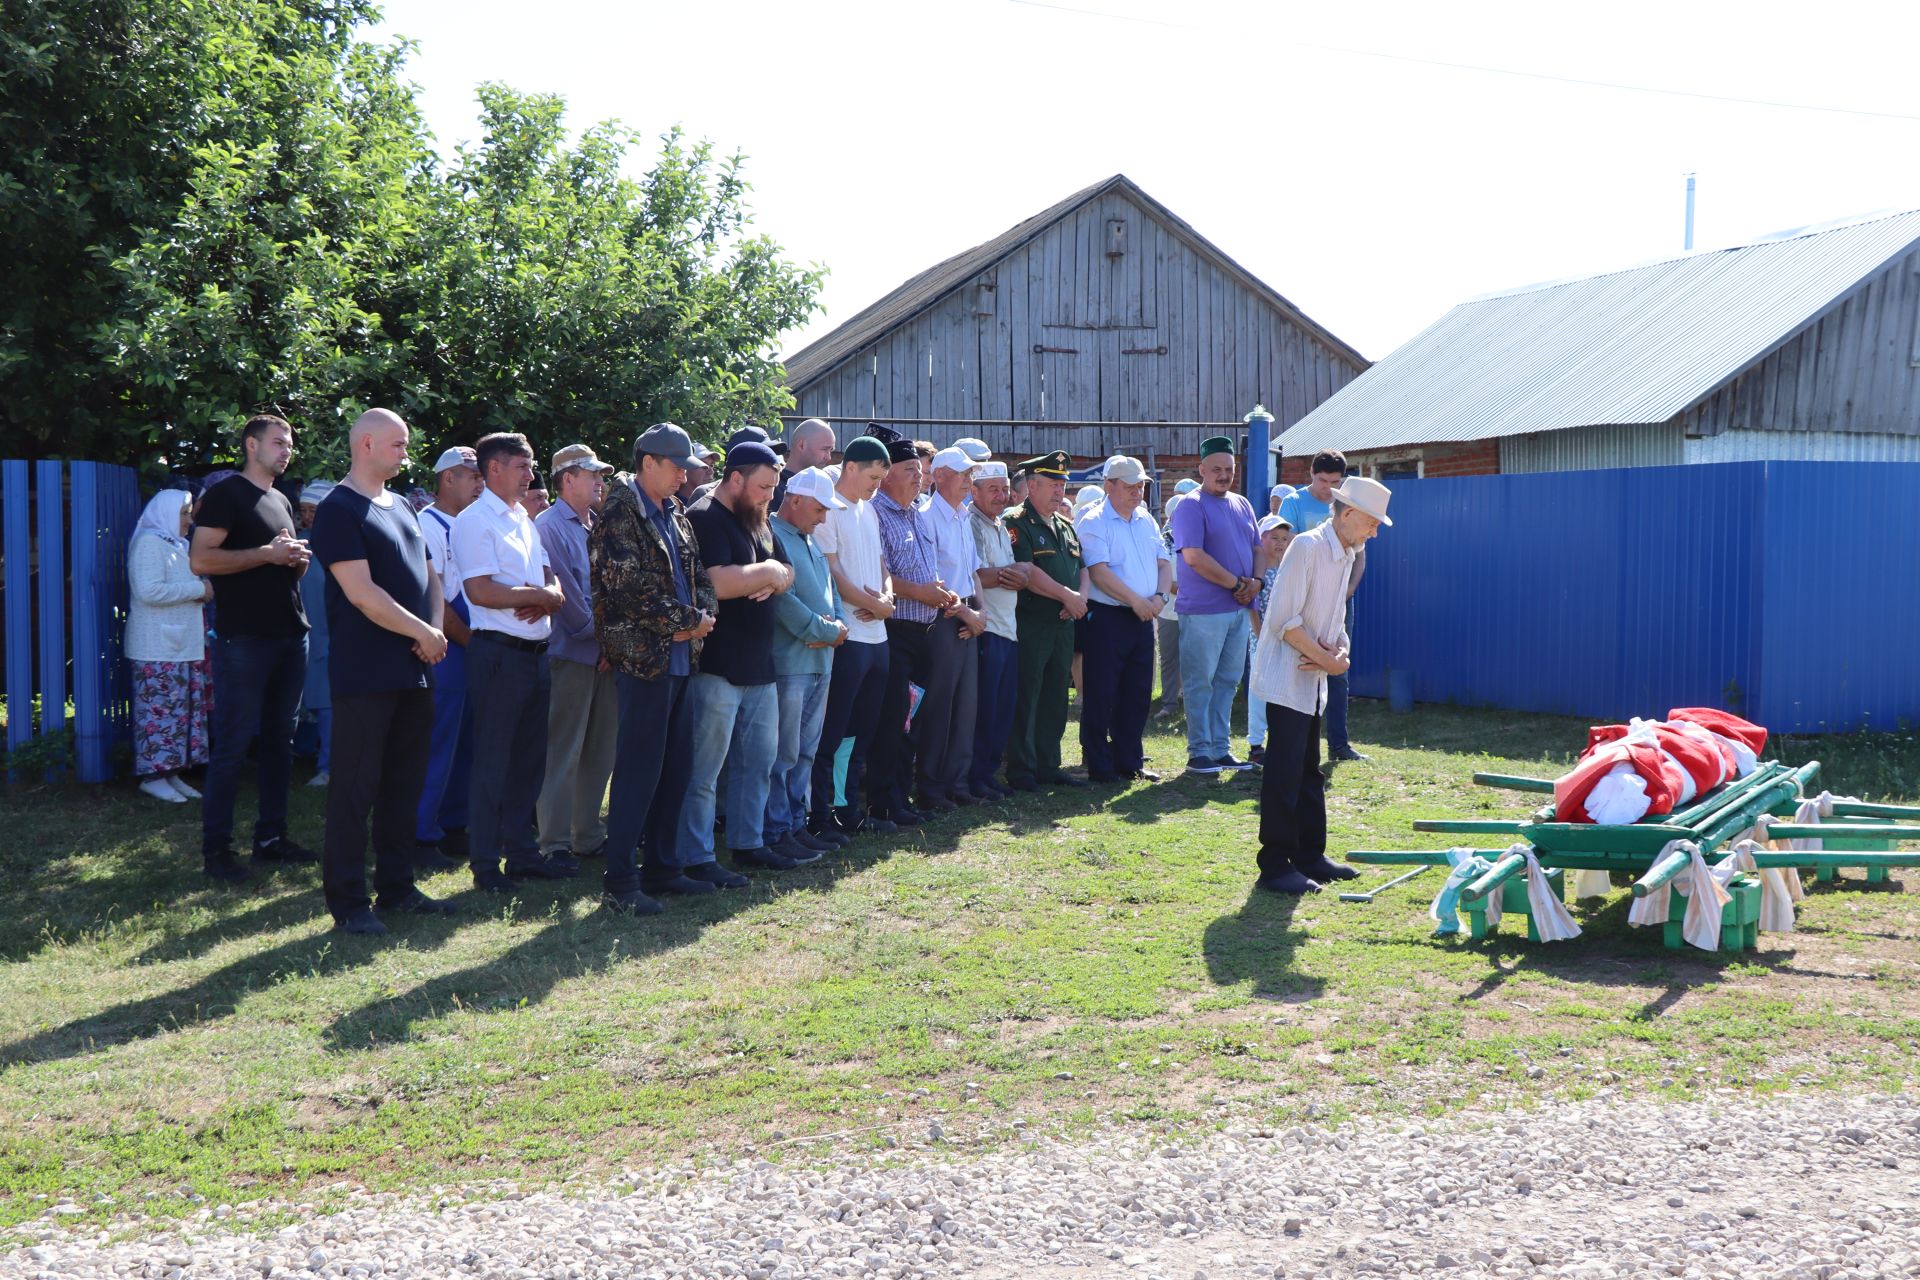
[309,409,455,934]
[772,418,836,513]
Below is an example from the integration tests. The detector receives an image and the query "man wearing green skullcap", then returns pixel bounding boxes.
[1003,451,1089,789]
[1169,435,1260,774]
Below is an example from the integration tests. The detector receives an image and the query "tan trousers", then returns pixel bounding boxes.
[536,658,619,855]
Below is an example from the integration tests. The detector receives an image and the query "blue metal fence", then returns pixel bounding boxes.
[1,460,143,781]
[1350,461,1920,735]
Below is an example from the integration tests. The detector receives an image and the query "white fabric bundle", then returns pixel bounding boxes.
[1516,844,1582,942]
[1429,847,1502,936]
[1585,762,1651,825]
[1571,869,1613,900]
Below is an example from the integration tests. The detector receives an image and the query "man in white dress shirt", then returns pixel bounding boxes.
[1247,476,1393,895]
[1075,454,1172,783]
[413,445,481,870]
[451,432,567,891]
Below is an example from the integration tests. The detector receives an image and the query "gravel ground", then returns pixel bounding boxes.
[9,1093,1920,1280]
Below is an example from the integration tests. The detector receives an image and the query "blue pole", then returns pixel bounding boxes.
[1243,404,1273,510]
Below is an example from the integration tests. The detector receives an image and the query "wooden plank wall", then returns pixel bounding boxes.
[1679,247,1920,438]
[793,191,1363,456]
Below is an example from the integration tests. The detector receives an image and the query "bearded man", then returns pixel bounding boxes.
[676,441,799,880]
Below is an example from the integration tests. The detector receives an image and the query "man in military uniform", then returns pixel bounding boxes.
[1004,451,1091,790]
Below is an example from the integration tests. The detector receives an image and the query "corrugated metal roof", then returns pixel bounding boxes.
[1281,208,1920,456]
[781,174,1367,390]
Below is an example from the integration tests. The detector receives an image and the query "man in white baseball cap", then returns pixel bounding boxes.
[1248,474,1393,896]
[410,443,483,870]
[764,466,851,860]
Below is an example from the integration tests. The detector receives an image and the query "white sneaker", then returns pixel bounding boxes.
[164,775,202,800]
[140,778,187,803]
[307,771,330,787]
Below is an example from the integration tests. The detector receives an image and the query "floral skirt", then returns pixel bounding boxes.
[132,658,213,777]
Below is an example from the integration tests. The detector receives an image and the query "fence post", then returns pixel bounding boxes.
[3,462,31,778]
[71,463,108,782]
[35,460,66,781]
[1243,404,1273,509]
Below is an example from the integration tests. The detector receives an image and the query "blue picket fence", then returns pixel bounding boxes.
[1351,461,1920,736]
[2,460,143,782]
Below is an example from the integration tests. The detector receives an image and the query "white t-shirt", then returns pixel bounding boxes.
[417,504,464,604]
[450,487,552,641]
[814,496,887,645]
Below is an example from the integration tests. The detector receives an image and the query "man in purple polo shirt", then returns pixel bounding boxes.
[1170,435,1261,774]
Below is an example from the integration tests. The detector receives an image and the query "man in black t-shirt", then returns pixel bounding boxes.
[676,441,800,882]
[310,408,456,935]
[189,413,316,882]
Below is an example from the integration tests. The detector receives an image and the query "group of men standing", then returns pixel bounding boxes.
[190,409,1393,933]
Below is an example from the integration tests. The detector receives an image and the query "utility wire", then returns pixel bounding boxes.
[1006,0,1920,122]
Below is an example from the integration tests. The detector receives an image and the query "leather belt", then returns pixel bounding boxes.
[473,629,548,655]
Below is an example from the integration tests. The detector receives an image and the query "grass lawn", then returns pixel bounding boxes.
[4,700,1920,1240]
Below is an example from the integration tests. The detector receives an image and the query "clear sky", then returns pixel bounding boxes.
[368,0,1920,364]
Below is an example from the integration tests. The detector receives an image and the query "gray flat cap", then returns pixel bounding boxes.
[634,422,696,467]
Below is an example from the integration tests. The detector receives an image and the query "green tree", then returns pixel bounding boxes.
[399,86,822,462]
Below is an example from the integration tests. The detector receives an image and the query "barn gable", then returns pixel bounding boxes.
[780,175,1367,461]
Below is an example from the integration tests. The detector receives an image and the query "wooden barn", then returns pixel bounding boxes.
[1281,208,1920,479]
[778,174,1367,480]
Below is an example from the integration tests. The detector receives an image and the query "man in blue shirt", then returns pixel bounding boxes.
[535,444,618,864]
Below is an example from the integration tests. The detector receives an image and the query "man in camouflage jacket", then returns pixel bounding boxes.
[588,423,719,913]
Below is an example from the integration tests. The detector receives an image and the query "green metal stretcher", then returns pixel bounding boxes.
[1347,759,1920,949]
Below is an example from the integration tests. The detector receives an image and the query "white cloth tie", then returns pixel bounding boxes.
[1585,762,1652,826]
[1629,840,1697,930]
[1515,843,1582,942]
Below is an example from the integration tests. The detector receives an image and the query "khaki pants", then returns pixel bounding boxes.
[536,658,619,856]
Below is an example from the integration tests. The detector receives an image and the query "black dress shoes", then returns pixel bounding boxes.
[1258,869,1322,895]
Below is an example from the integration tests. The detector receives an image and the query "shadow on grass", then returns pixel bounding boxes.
[1200,887,1324,1004]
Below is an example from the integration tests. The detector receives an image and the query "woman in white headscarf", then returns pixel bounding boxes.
[126,488,214,803]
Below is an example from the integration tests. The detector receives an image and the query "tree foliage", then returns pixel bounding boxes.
[0,0,821,474]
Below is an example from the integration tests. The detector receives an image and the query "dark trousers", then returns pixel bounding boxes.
[323,689,432,920]
[1007,618,1072,782]
[812,639,889,820]
[915,616,977,798]
[604,671,693,894]
[1325,597,1356,753]
[466,633,550,874]
[969,633,1019,789]
[1080,602,1155,776]
[1257,704,1328,880]
[873,619,934,810]
[415,602,472,843]
[201,633,308,856]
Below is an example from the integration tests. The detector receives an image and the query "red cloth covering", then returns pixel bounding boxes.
[1554,732,1686,825]
[1668,707,1768,757]
[1553,708,1768,824]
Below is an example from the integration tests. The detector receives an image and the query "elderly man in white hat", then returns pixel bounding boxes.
[535,443,619,865]
[1075,454,1172,783]
[1248,475,1393,895]
[410,444,482,869]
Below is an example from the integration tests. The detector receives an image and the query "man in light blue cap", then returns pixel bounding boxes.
[1155,477,1201,719]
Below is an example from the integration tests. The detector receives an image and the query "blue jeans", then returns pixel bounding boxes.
[1178,609,1249,762]
[969,633,1018,790]
[766,671,830,841]
[1325,597,1355,754]
[415,615,472,843]
[679,674,779,860]
[201,633,308,856]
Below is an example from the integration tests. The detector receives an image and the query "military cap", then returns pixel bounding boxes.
[1018,450,1072,478]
